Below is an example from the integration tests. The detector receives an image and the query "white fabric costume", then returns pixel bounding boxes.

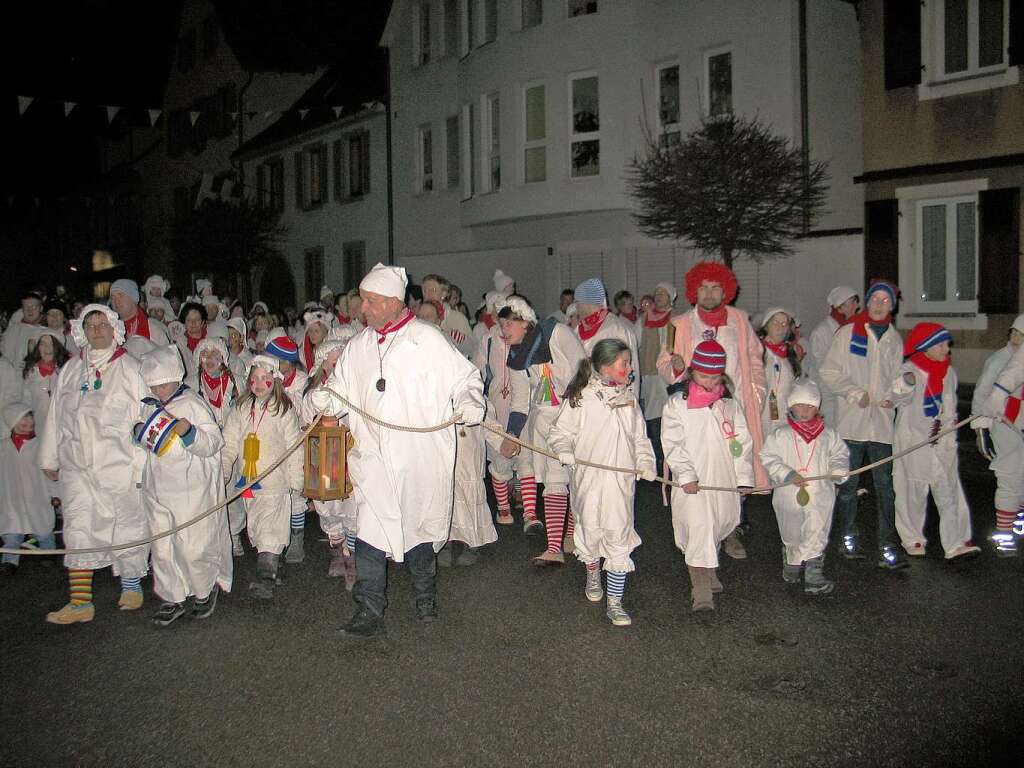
[38,305,149,575]
[891,362,973,556]
[578,313,640,400]
[450,402,500,548]
[761,348,797,437]
[473,324,532,481]
[2,319,42,371]
[663,390,754,568]
[137,346,232,603]
[0,403,54,538]
[547,379,655,572]
[310,263,486,561]
[975,342,1024,514]
[0,356,21,409]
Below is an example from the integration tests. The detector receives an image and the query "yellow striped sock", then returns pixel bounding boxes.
[69,570,93,606]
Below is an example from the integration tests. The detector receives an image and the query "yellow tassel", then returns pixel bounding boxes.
[241,432,260,480]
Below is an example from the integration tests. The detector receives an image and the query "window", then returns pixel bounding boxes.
[342,241,367,292]
[569,74,599,178]
[177,28,196,73]
[655,63,681,146]
[461,103,476,198]
[305,247,325,303]
[444,0,461,56]
[348,132,371,197]
[203,15,219,58]
[568,0,597,18]
[418,125,434,192]
[415,1,432,66]
[523,0,543,28]
[267,159,284,211]
[705,48,732,117]
[295,144,327,211]
[916,195,978,309]
[483,0,497,43]
[523,83,546,183]
[483,94,500,192]
[932,0,1010,79]
[445,115,460,188]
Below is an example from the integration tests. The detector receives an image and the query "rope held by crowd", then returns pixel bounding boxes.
[0,389,984,556]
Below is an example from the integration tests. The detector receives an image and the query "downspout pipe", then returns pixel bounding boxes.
[385,47,395,266]
[798,0,810,233]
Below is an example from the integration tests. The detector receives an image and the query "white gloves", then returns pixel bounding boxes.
[638,468,657,482]
[558,452,576,467]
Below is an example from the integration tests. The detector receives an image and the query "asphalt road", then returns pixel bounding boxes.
[2,444,1021,767]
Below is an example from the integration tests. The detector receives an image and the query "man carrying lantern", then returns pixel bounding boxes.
[311,263,486,638]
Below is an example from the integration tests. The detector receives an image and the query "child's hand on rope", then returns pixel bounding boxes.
[557,452,576,467]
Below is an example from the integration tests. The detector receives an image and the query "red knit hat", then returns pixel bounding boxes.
[684,261,738,305]
[691,339,727,374]
[903,322,952,358]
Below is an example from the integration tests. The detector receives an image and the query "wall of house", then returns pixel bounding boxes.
[384,0,864,317]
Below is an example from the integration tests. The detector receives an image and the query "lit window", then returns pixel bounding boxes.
[523,83,546,183]
[570,74,599,178]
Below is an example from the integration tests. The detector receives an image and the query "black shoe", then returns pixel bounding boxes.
[191,585,219,619]
[416,598,438,624]
[152,601,187,627]
[877,546,909,570]
[338,609,386,638]
[840,535,865,560]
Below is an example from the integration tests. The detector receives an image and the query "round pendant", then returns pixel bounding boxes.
[375,378,386,393]
[796,487,811,507]
[728,438,743,457]
[93,380,102,390]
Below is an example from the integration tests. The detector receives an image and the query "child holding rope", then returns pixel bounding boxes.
[548,339,656,627]
[135,345,232,626]
[891,323,980,561]
[760,379,849,594]
[661,340,753,612]
[221,355,304,600]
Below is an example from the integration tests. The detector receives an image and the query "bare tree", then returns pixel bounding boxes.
[628,114,829,269]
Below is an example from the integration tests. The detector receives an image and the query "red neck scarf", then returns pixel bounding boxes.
[578,308,609,341]
[697,305,728,329]
[186,327,206,352]
[302,334,316,371]
[763,339,789,359]
[644,308,672,328]
[910,352,950,403]
[201,370,230,409]
[619,309,637,323]
[283,368,297,389]
[336,312,351,325]
[376,310,414,344]
[830,308,854,327]
[851,310,891,341]
[687,380,724,409]
[124,309,151,339]
[37,360,56,378]
[788,415,824,444]
[480,313,495,329]
[12,431,34,451]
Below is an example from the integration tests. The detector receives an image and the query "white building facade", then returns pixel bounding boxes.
[381,0,864,322]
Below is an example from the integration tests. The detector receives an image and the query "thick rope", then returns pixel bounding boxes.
[0,414,323,557]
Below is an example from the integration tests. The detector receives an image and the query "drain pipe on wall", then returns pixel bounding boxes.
[798,0,810,234]
[385,48,395,266]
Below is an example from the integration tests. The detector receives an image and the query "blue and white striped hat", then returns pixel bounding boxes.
[574,278,607,307]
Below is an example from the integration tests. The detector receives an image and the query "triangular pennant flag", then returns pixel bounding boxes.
[332,106,343,119]
[17,96,33,115]
[148,109,162,126]
[64,102,77,117]
[189,111,201,126]
[299,109,309,120]
[106,106,121,124]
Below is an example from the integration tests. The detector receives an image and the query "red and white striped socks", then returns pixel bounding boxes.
[543,493,568,554]
[520,475,538,522]
[996,509,1016,531]
[491,476,510,511]
[566,505,575,539]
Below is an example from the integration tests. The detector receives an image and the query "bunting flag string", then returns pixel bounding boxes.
[64,102,77,118]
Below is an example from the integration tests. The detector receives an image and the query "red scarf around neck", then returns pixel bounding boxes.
[302,334,316,371]
[830,307,854,327]
[644,308,672,328]
[578,308,609,341]
[201,370,230,409]
[37,360,56,378]
[186,327,207,352]
[910,352,950,404]
[283,368,297,389]
[12,431,35,451]
[763,339,789,359]
[697,305,728,328]
[480,313,495,329]
[788,415,824,444]
[619,309,638,323]
[124,309,151,340]
[376,309,414,344]
[336,312,351,325]
[851,310,891,340]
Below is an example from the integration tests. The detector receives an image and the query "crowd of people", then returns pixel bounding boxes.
[1,259,1021,635]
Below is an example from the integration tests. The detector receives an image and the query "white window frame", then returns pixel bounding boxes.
[895,178,989,329]
[417,124,434,194]
[522,81,546,184]
[568,71,600,179]
[481,92,501,193]
[413,0,432,67]
[702,45,732,118]
[919,0,1019,100]
[655,61,681,144]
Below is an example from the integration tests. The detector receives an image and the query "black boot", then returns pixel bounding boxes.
[249,552,277,600]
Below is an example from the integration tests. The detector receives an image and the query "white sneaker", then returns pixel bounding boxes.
[606,596,632,626]
[585,569,603,602]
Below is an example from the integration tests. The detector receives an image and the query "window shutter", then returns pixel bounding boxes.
[883,0,921,90]
[361,132,371,193]
[294,151,304,210]
[864,199,900,290]
[978,188,1021,314]
[332,140,343,201]
[1010,0,1024,66]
